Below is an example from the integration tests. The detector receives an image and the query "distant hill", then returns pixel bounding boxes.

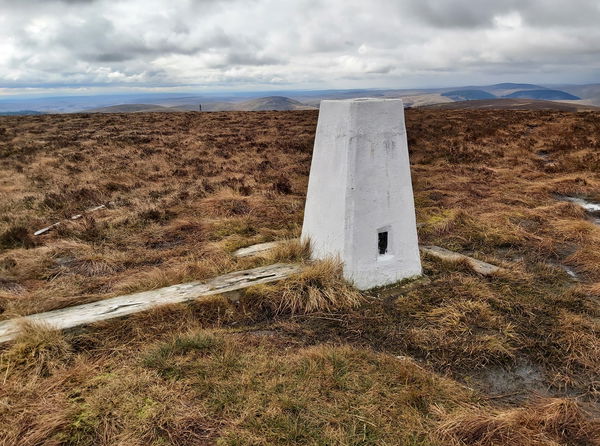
[0,110,45,116]
[235,96,316,111]
[437,84,582,104]
[424,98,599,112]
[3,83,598,114]
[85,104,189,113]
[557,83,600,107]
[84,97,315,113]
[479,83,547,97]
[441,90,496,101]
[398,94,453,108]
[133,96,316,112]
[503,89,580,100]
[489,83,545,90]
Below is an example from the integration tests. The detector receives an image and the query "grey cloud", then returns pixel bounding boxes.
[403,0,600,29]
[404,0,512,28]
[225,52,283,66]
[518,0,600,27]
[366,65,395,75]
[0,0,97,7]
[15,10,241,65]
[0,0,599,90]
[91,52,133,63]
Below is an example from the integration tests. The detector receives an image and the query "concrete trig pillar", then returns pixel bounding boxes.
[301,98,421,290]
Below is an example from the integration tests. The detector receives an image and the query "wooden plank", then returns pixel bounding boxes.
[34,222,61,236]
[0,263,303,344]
[420,245,502,275]
[34,203,110,236]
[233,241,282,258]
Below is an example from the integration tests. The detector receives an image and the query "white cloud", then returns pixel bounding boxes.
[494,11,523,29]
[0,0,599,92]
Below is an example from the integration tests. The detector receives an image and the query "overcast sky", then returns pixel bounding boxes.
[1,0,599,96]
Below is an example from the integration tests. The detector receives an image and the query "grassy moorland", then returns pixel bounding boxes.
[0,109,599,445]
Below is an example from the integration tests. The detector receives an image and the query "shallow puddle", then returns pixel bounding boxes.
[473,360,549,402]
[557,195,600,225]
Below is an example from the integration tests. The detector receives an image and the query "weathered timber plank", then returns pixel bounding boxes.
[34,203,110,236]
[34,222,61,236]
[0,263,303,344]
[420,245,502,275]
[233,241,283,258]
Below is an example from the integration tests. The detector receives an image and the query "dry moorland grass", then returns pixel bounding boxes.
[0,109,599,444]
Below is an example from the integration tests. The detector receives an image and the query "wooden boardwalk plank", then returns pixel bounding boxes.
[420,245,502,275]
[233,241,282,258]
[0,263,303,344]
[0,240,505,344]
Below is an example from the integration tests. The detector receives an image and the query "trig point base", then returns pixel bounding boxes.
[301,98,421,290]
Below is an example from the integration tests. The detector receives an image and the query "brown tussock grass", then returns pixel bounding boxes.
[1,111,312,317]
[566,246,600,279]
[200,187,254,218]
[1,320,71,377]
[1,109,600,443]
[554,311,600,379]
[68,297,237,357]
[264,237,311,264]
[113,253,237,295]
[436,397,600,446]
[408,299,518,368]
[243,259,363,315]
[0,389,75,446]
[138,332,472,445]
[581,282,600,298]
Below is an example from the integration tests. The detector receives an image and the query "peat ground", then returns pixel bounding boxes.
[0,109,599,445]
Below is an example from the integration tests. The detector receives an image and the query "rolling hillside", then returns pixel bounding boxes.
[200,96,317,111]
[85,104,189,113]
[3,83,598,115]
[425,98,599,111]
[441,89,496,101]
[482,83,548,96]
[237,96,316,111]
[558,83,600,106]
[85,97,316,113]
[504,89,580,100]
[0,110,45,116]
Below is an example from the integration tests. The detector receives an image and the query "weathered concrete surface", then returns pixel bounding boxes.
[301,98,421,290]
[233,241,282,258]
[420,245,502,275]
[0,263,303,344]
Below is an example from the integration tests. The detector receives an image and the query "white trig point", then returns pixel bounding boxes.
[301,98,421,290]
